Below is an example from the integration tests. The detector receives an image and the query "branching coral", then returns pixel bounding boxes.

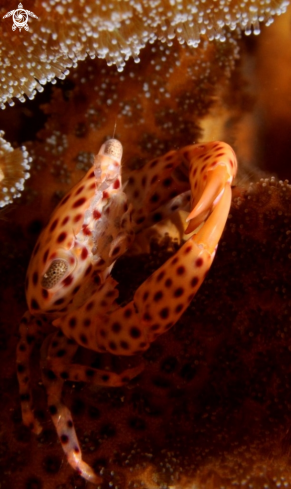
[0,0,289,107]
[0,131,31,208]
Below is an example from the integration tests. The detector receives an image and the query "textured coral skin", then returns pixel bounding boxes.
[0,0,288,107]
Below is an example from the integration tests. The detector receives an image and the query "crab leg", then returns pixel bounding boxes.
[16,312,46,434]
[41,330,143,483]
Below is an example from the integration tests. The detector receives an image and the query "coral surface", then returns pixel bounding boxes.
[0,0,288,107]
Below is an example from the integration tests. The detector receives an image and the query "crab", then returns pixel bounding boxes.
[17,138,237,484]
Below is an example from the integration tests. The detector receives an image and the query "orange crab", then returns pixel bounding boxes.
[17,138,237,483]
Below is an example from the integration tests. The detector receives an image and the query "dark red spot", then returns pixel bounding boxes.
[62,274,73,287]
[130,327,141,339]
[159,307,169,319]
[93,209,101,219]
[73,214,83,223]
[176,266,185,275]
[32,271,38,286]
[72,285,80,295]
[165,278,172,287]
[120,341,129,349]
[175,304,184,314]
[74,447,80,454]
[151,174,158,185]
[75,185,84,196]
[133,190,139,199]
[184,245,192,254]
[82,224,91,236]
[49,219,58,233]
[54,298,65,305]
[171,257,178,265]
[143,312,152,321]
[100,329,107,338]
[43,249,49,263]
[88,170,95,178]
[62,216,70,225]
[89,182,96,190]
[81,248,88,260]
[69,317,76,328]
[42,289,49,299]
[141,176,147,187]
[111,322,121,333]
[109,341,117,351]
[60,435,69,444]
[202,154,211,162]
[79,334,88,344]
[153,212,163,222]
[83,318,91,327]
[154,291,163,302]
[67,420,73,428]
[113,179,120,189]
[150,159,158,168]
[216,152,225,157]
[124,308,132,318]
[86,301,94,311]
[191,277,199,287]
[57,232,67,243]
[150,193,160,204]
[136,216,145,225]
[102,191,109,200]
[102,374,109,381]
[30,299,39,310]
[163,178,172,187]
[85,264,92,276]
[143,291,149,301]
[49,405,58,415]
[196,258,203,267]
[151,324,159,331]
[174,287,184,297]
[156,270,165,282]
[73,197,86,208]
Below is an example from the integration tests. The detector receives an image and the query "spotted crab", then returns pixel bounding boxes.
[17,138,237,483]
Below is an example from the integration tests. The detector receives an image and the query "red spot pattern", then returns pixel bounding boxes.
[81,248,88,260]
[93,209,101,219]
[73,197,86,208]
[62,275,73,287]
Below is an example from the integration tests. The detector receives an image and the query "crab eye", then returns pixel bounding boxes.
[41,259,69,289]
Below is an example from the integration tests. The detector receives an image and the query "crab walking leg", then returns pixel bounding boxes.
[40,332,102,484]
[41,330,144,483]
[16,312,45,434]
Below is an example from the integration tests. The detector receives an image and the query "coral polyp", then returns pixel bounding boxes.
[0,131,31,208]
[0,0,289,107]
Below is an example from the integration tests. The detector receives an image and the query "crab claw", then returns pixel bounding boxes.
[183,141,237,234]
